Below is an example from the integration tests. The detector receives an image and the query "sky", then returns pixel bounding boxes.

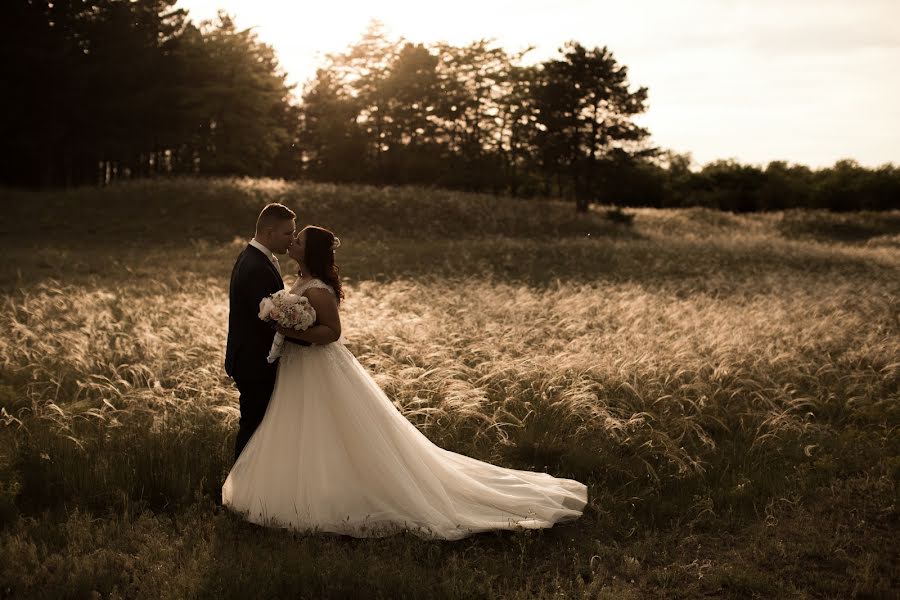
[176,0,900,169]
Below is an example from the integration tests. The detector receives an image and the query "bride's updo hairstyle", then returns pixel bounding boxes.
[301,225,344,303]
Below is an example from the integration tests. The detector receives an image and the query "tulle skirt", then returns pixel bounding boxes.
[222,342,588,540]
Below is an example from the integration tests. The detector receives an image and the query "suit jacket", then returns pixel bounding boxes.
[225,244,284,382]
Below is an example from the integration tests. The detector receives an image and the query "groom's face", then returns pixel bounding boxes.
[269,219,296,254]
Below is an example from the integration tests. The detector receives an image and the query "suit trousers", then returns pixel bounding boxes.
[233,375,277,461]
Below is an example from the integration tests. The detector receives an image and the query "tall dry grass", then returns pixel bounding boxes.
[0,178,897,598]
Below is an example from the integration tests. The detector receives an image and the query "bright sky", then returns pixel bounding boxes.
[176,0,900,169]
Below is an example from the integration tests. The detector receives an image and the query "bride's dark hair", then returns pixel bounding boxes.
[301,225,344,303]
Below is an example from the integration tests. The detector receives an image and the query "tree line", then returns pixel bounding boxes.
[297,23,654,212]
[0,0,297,188]
[1,1,896,211]
[611,154,900,212]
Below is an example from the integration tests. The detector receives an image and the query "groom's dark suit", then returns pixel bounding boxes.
[225,243,285,460]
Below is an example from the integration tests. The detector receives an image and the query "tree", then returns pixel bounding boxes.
[297,68,367,182]
[0,1,299,187]
[322,21,403,179]
[531,43,655,211]
[179,13,296,176]
[0,0,190,186]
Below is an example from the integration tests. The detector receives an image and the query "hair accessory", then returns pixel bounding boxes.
[332,236,341,250]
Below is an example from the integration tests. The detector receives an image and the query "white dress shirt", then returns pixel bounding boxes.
[249,238,280,272]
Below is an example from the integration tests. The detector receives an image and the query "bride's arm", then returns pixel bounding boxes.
[277,288,341,345]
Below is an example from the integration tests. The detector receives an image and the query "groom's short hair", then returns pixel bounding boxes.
[256,203,296,232]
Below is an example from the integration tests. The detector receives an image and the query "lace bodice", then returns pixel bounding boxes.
[290,277,335,297]
[286,277,343,346]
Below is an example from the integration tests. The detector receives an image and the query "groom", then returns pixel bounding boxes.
[225,203,302,460]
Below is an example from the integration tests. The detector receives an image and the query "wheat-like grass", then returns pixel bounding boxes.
[0,179,897,598]
[2,264,895,493]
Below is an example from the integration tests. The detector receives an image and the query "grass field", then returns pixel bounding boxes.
[1,178,898,598]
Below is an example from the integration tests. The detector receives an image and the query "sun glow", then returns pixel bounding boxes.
[179,0,501,88]
[176,0,900,168]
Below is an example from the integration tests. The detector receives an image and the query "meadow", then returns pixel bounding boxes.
[0,178,898,599]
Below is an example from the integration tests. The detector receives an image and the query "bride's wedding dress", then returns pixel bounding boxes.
[222,279,588,540]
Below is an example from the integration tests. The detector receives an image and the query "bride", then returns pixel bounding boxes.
[222,226,588,540]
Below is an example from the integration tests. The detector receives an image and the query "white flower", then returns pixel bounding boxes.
[259,289,316,344]
[258,297,275,319]
[282,293,304,306]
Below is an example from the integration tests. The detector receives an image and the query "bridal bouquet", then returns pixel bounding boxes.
[259,290,317,363]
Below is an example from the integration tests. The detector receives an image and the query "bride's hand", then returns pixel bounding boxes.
[276,325,296,338]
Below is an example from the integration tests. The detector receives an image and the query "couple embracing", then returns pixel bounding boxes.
[222,203,587,540]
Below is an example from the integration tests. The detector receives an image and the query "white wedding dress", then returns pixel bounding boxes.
[222,278,588,540]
